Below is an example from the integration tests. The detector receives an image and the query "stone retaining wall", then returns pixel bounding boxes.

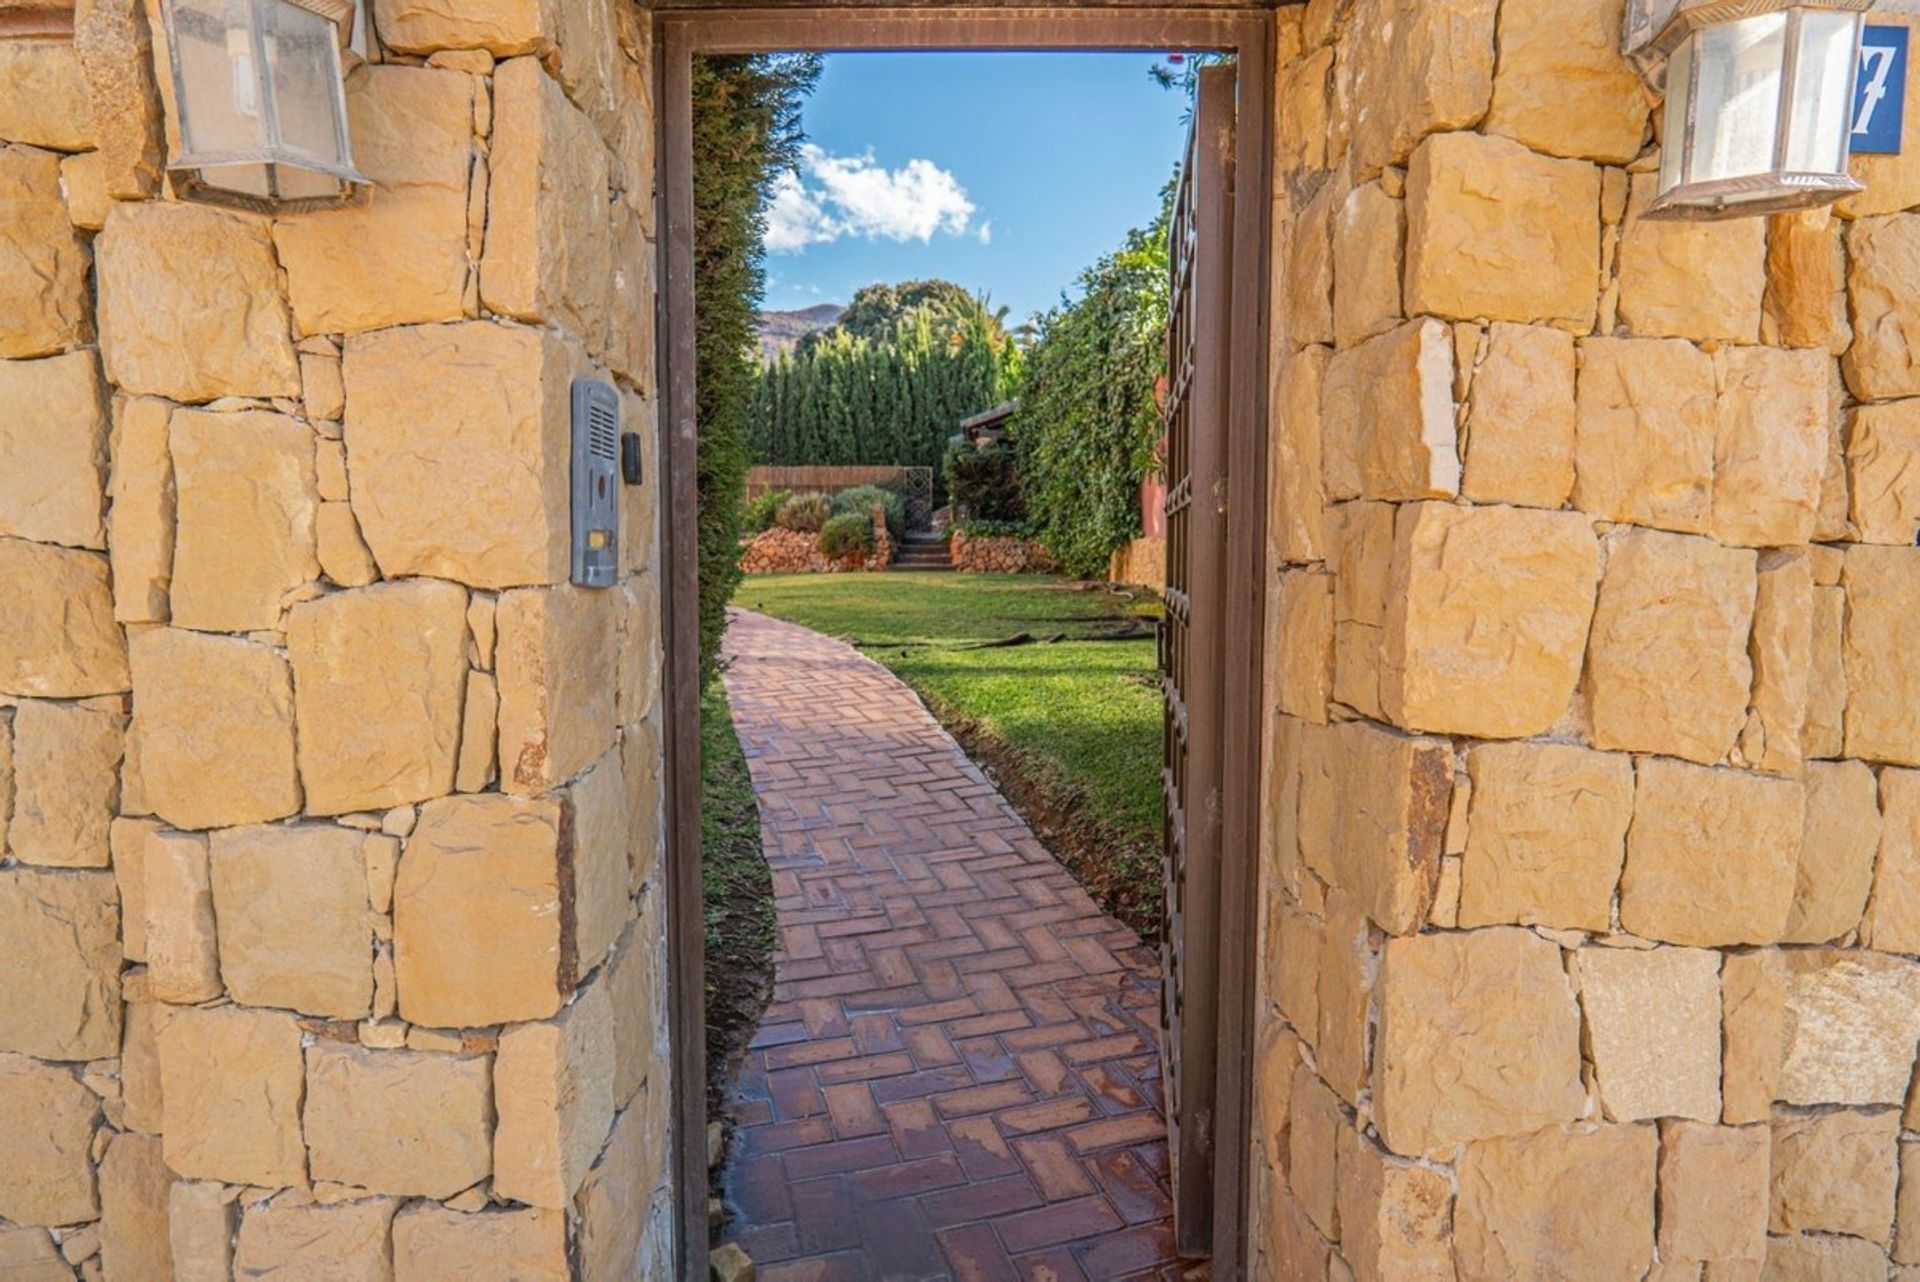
[949,530,1059,574]
[740,506,894,574]
[0,2,670,1275]
[1254,2,1920,1278]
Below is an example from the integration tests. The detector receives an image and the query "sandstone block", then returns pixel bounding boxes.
[1374,928,1583,1158]
[482,58,612,349]
[1899,1142,1920,1265]
[1741,551,1813,776]
[120,989,163,1135]
[107,395,175,623]
[142,827,220,1004]
[1459,742,1632,932]
[1267,385,1330,609]
[1658,1122,1769,1269]
[343,321,573,589]
[1843,545,1920,766]
[606,198,656,391]
[1770,1107,1898,1244]
[1710,347,1828,548]
[567,749,631,974]
[1344,0,1499,179]
[496,585,618,795]
[575,1103,653,1282]
[1723,950,1788,1126]
[1618,172,1766,342]
[1273,903,1322,1045]
[208,824,376,1019]
[1574,946,1721,1123]
[0,1055,98,1227]
[0,714,12,863]
[98,1132,176,1282]
[156,1004,305,1186]
[1763,1233,1891,1279]
[1776,949,1920,1109]
[1300,719,1451,936]
[603,921,660,1110]
[168,409,321,632]
[1845,214,1920,401]
[1381,502,1598,739]
[1851,398,1920,546]
[372,0,548,55]
[70,0,166,201]
[1459,322,1576,509]
[0,351,107,547]
[1332,181,1403,348]
[0,41,92,150]
[0,143,91,358]
[1572,337,1717,535]
[0,539,127,697]
[494,977,615,1209]
[1483,0,1647,164]
[1335,1111,1452,1282]
[1271,571,1333,722]
[128,629,300,830]
[1284,179,1336,349]
[58,148,108,230]
[1868,769,1920,955]
[233,1197,395,1281]
[1320,319,1458,502]
[1455,1124,1657,1281]
[9,700,122,868]
[1288,1063,1341,1238]
[615,574,660,729]
[457,670,500,793]
[0,868,121,1060]
[95,202,299,401]
[1784,761,1879,945]
[1807,582,1847,760]
[168,1181,237,1282]
[0,1227,67,1282]
[1404,131,1600,332]
[1275,46,1332,178]
[1764,209,1840,348]
[1620,759,1800,947]
[288,578,469,815]
[1315,890,1373,1105]
[392,1205,566,1281]
[1585,529,1756,764]
[395,793,567,1027]
[315,501,379,588]
[304,1042,492,1198]
[274,66,474,336]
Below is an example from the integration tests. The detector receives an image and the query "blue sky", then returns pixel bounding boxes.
[760,52,1192,326]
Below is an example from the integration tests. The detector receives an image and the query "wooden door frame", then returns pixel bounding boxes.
[652,8,1273,1277]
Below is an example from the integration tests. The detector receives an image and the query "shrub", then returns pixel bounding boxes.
[818,512,874,560]
[944,441,1025,523]
[831,485,906,539]
[957,518,1030,540]
[743,489,790,533]
[774,493,831,533]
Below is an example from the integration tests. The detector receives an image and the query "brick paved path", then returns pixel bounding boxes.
[717,611,1200,1282]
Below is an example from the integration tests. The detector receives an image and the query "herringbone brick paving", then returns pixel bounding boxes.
[718,610,1202,1282]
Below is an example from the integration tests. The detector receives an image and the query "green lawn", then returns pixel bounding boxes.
[732,572,1165,932]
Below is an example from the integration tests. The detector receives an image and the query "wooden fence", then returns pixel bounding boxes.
[745,465,936,528]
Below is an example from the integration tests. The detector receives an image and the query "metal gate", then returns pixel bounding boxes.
[1160,62,1236,1261]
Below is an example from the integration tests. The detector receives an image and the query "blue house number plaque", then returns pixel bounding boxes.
[1855,25,1909,156]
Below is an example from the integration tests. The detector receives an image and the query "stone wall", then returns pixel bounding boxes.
[1254,0,1920,1277]
[950,530,1059,575]
[1108,535,1166,594]
[740,506,895,574]
[0,1,670,1275]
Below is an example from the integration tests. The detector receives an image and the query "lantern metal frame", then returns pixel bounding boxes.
[1625,0,1872,221]
[160,0,370,214]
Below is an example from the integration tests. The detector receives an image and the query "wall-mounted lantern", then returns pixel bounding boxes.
[1625,0,1871,220]
[161,0,368,213]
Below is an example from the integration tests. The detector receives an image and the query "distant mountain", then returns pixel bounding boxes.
[758,303,843,363]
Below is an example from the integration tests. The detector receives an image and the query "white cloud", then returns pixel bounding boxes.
[976,220,994,246]
[766,145,979,254]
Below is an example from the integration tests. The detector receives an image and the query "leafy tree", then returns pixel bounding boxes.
[693,52,820,684]
[1011,183,1174,579]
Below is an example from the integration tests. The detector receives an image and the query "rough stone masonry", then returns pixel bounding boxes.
[0,0,670,1275]
[1256,0,1920,1277]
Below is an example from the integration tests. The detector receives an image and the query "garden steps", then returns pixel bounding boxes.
[891,532,952,571]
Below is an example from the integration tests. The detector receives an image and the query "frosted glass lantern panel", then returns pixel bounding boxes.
[170,0,270,157]
[260,0,349,168]
[1693,13,1789,182]
[1786,10,1862,172]
[1660,36,1693,192]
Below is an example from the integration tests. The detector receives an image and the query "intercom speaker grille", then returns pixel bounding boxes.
[569,377,621,589]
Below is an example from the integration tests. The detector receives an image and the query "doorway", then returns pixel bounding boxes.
[653,9,1274,1277]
